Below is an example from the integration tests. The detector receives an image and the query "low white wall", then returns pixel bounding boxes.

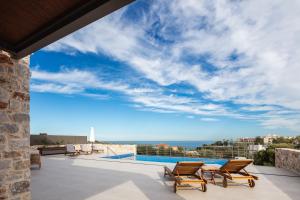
[93,144,137,156]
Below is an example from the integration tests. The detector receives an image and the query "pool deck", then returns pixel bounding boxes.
[31,154,300,200]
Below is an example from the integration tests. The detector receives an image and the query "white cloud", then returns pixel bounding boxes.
[187,115,195,119]
[200,118,219,122]
[42,0,300,131]
[261,117,300,131]
[31,83,83,94]
[241,105,279,112]
[80,93,110,100]
[31,68,236,118]
[31,68,130,93]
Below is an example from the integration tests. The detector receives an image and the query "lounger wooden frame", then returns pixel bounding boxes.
[216,159,258,188]
[164,162,207,193]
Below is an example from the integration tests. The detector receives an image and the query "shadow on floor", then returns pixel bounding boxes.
[31,157,187,200]
[253,166,300,200]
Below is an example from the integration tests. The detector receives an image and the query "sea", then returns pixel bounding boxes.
[107,141,213,149]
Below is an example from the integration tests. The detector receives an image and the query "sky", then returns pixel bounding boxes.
[30,0,300,141]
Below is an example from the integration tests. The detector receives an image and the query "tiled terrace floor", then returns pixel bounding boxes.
[31,155,300,200]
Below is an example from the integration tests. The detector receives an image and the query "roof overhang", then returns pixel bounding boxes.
[0,0,134,59]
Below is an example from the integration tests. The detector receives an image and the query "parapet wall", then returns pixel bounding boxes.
[30,134,87,145]
[94,144,137,155]
[275,148,300,174]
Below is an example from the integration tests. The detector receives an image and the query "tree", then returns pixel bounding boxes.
[223,140,229,146]
[254,142,294,166]
[254,148,275,166]
[254,136,264,145]
[294,136,300,149]
[269,143,294,149]
[137,145,156,155]
[213,141,223,146]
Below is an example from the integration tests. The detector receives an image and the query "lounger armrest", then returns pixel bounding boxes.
[238,172,259,180]
[251,174,259,180]
[164,166,174,177]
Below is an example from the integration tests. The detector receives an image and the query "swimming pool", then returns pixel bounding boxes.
[103,154,227,165]
[103,153,134,159]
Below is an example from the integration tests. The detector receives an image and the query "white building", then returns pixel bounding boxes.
[248,144,266,153]
[263,134,280,145]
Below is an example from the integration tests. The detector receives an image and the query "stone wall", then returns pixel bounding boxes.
[275,148,300,174]
[0,51,31,200]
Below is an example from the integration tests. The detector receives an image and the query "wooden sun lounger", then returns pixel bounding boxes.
[216,159,258,188]
[164,162,207,193]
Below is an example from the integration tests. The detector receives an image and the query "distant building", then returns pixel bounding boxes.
[185,151,198,156]
[263,134,279,145]
[171,146,179,151]
[156,144,169,149]
[239,137,256,143]
[248,144,266,154]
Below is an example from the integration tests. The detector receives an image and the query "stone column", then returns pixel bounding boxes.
[0,51,31,200]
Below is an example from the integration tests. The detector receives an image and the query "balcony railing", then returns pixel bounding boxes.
[136,143,255,159]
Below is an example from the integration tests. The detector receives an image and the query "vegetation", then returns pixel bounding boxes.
[203,140,234,146]
[273,137,294,144]
[295,136,300,149]
[40,138,64,145]
[254,136,264,145]
[93,140,110,144]
[40,138,52,145]
[136,135,300,164]
[137,142,250,159]
[253,136,300,166]
[254,148,275,166]
[137,145,187,156]
[137,145,158,155]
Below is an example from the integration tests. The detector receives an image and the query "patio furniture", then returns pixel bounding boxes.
[80,144,92,154]
[66,144,78,156]
[93,144,105,153]
[38,146,66,155]
[74,144,81,154]
[30,149,41,169]
[164,162,207,193]
[201,165,219,184]
[216,159,258,188]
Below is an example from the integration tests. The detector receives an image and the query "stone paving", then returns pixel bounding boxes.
[31,155,300,200]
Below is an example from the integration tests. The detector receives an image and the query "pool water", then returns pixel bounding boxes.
[103,154,227,165]
[103,153,134,159]
[136,155,227,165]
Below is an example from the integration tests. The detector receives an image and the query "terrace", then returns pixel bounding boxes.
[31,154,300,200]
[1,1,300,200]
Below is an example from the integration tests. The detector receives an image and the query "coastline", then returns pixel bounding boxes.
[107,140,214,149]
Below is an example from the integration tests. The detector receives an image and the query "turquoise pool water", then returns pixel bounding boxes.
[103,154,227,165]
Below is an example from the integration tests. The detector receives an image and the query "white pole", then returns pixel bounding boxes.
[90,127,95,152]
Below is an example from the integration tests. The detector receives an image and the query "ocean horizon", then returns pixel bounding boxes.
[107,140,214,149]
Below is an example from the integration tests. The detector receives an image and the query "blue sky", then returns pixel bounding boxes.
[30,0,300,140]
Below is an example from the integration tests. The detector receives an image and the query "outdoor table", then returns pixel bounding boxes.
[201,165,219,184]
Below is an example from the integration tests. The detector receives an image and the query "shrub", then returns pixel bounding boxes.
[254,148,275,166]
[269,143,294,149]
[254,143,295,166]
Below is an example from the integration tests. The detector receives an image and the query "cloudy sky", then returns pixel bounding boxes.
[30,0,300,140]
